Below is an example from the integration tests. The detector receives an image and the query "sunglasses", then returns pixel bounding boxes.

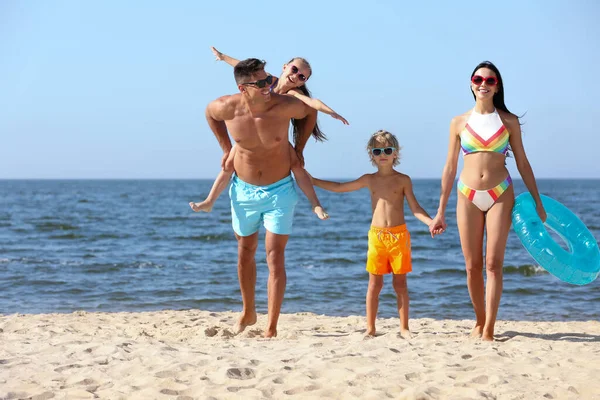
[471,75,498,86]
[241,75,274,88]
[290,65,308,82]
[371,147,395,156]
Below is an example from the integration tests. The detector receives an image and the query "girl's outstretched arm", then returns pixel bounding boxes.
[211,46,240,67]
[288,90,349,125]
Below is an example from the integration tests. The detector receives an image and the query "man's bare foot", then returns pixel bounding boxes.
[400,328,412,339]
[263,329,277,338]
[314,206,329,220]
[234,312,257,335]
[470,324,484,338]
[189,201,213,213]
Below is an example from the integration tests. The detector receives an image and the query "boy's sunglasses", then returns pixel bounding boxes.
[471,75,498,86]
[241,75,274,88]
[371,147,395,156]
[290,65,308,82]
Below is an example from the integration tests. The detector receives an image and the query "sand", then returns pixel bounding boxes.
[1,310,599,399]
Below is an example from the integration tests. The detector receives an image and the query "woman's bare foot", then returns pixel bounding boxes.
[482,327,495,342]
[364,327,376,337]
[189,201,213,213]
[400,328,412,339]
[470,323,484,338]
[234,312,257,335]
[314,206,329,220]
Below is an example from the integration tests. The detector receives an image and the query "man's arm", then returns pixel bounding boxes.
[205,97,234,166]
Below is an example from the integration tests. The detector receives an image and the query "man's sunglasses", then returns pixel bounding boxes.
[241,75,274,88]
[371,147,395,156]
[290,65,308,82]
[471,75,498,86]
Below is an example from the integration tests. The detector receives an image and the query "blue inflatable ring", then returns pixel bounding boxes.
[512,193,600,285]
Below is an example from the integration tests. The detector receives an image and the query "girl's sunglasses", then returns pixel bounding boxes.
[290,65,308,82]
[371,147,395,156]
[242,75,274,88]
[471,75,498,86]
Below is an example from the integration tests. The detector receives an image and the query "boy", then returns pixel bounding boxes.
[311,130,440,337]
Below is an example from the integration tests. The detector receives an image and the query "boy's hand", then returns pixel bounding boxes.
[429,214,446,237]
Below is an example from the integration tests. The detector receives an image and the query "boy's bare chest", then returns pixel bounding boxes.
[370,179,404,201]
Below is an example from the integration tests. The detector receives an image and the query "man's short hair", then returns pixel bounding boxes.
[234,58,267,84]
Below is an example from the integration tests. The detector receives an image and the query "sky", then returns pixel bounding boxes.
[1,0,599,179]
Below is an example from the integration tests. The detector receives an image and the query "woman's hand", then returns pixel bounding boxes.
[536,203,547,223]
[429,213,447,237]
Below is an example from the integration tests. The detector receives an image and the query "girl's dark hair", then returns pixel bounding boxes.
[288,57,327,144]
[470,61,521,123]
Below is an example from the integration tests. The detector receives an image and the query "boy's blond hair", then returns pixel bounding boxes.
[366,130,401,166]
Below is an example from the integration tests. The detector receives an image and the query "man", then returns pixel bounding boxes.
[205,58,318,338]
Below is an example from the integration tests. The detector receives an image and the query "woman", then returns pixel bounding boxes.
[190,47,348,213]
[429,61,547,341]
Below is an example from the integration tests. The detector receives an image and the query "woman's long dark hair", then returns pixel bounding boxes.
[470,61,521,123]
[288,57,327,145]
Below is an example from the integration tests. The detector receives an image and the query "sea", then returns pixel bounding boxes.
[1,179,598,321]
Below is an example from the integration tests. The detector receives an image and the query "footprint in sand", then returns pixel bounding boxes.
[246,329,263,338]
[284,384,320,395]
[227,367,256,380]
[405,372,421,382]
[461,354,473,359]
[155,370,178,378]
[204,327,219,337]
[221,328,235,338]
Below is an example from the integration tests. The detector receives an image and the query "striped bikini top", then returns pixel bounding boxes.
[460,109,509,156]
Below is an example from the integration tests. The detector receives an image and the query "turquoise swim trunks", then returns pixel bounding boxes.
[229,175,298,237]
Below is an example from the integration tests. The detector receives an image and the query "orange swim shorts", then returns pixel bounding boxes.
[366,224,412,275]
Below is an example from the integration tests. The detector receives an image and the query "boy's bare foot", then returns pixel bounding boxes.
[314,206,329,220]
[400,328,412,339]
[234,312,257,335]
[189,201,213,213]
[470,323,484,338]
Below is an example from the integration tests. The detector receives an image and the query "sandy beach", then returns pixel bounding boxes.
[1,310,599,399]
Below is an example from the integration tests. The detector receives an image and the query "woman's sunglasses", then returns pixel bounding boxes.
[471,75,498,86]
[290,65,308,82]
[371,147,395,156]
[241,75,274,88]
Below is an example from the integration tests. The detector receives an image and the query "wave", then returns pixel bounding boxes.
[503,264,548,276]
[35,222,79,232]
[174,233,232,242]
[49,233,86,240]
